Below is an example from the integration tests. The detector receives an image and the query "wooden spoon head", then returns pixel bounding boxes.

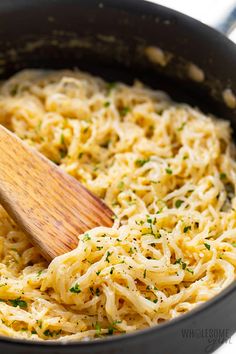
[0,125,114,261]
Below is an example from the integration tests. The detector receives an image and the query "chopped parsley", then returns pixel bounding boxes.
[232,243,236,247]
[183,226,191,233]
[129,247,134,255]
[175,258,193,274]
[43,329,53,337]
[105,251,112,263]
[37,270,43,277]
[110,267,115,274]
[83,233,91,241]
[165,168,173,175]
[97,246,103,251]
[43,329,62,337]
[9,298,27,309]
[95,288,100,296]
[220,173,227,180]
[104,101,110,107]
[177,122,186,131]
[78,152,84,159]
[175,199,184,208]
[108,325,114,335]
[135,220,144,226]
[96,270,101,275]
[204,243,211,250]
[60,133,65,145]
[186,268,194,274]
[175,258,182,265]
[143,269,147,278]
[135,158,150,167]
[69,283,81,294]
[120,106,130,116]
[95,322,101,335]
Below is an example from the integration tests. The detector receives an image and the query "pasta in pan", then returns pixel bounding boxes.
[0,69,235,340]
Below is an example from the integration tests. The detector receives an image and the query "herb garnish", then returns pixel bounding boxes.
[186,268,194,274]
[105,251,112,263]
[175,258,193,274]
[204,243,211,250]
[69,283,81,293]
[183,226,191,233]
[129,247,134,255]
[110,267,115,275]
[37,270,43,277]
[43,329,61,337]
[220,173,227,180]
[177,122,186,131]
[43,329,53,337]
[83,233,91,241]
[9,298,27,309]
[175,200,184,208]
[95,322,101,335]
[135,158,150,167]
[60,133,65,145]
[120,107,130,116]
[165,168,173,175]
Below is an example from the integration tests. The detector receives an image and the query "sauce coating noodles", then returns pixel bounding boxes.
[0,70,236,340]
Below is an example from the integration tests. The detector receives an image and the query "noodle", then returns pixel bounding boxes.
[0,69,235,340]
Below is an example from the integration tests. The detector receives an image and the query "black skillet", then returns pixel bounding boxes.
[0,0,236,353]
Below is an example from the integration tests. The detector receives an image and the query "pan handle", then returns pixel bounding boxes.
[216,6,236,41]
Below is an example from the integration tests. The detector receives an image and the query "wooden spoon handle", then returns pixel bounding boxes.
[0,125,114,260]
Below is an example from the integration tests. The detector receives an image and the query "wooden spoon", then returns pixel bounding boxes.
[0,125,114,261]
